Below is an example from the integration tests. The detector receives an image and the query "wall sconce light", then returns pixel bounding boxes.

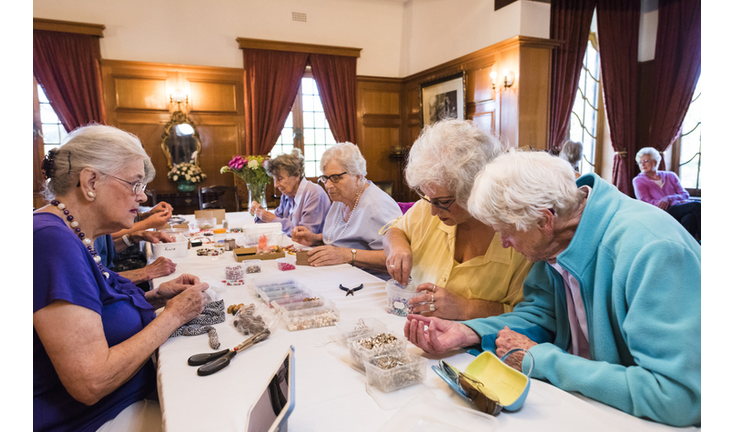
[490,69,516,91]
[170,89,189,111]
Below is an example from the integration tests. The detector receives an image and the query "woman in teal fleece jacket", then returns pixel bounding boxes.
[404,151,701,427]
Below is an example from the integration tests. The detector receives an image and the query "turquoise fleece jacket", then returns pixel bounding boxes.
[463,173,701,427]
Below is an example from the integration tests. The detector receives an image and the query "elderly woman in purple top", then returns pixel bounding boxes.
[250,149,330,237]
[34,125,210,432]
[632,147,701,241]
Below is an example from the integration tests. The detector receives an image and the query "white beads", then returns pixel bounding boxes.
[83,238,92,246]
[70,221,79,228]
[57,203,66,210]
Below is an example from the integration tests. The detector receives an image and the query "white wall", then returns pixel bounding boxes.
[33,0,550,78]
[33,0,406,77]
[401,0,550,76]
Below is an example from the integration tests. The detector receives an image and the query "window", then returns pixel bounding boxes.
[568,31,602,176]
[677,76,702,191]
[36,84,68,155]
[270,71,336,178]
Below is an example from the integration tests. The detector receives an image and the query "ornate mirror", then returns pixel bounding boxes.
[161,110,202,169]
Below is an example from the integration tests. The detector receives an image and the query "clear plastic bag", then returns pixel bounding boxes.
[231,302,280,336]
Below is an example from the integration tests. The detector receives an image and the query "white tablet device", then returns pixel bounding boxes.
[246,346,295,432]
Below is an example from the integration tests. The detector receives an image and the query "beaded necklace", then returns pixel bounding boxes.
[324,181,367,244]
[50,200,110,278]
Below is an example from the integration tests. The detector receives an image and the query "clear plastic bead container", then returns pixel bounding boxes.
[364,353,427,392]
[335,317,388,346]
[348,331,408,372]
[385,278,421,317]
[253,278,311,306]
[272,296,328,312]
[281,303,340,331]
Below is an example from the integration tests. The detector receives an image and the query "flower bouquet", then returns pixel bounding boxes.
[168,161,206,191]
[221,155,271,209]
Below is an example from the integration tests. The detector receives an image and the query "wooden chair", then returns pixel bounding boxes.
[198,185,240,212]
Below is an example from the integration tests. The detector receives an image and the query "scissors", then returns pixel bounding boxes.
[188,329,271,376]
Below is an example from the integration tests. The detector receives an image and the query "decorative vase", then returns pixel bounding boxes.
[177,180,196,192]
[247,182,268,210]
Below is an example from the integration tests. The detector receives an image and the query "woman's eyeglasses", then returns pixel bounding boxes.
[107,174,147,195]
[418,192,455,211]
[318,171,348,184]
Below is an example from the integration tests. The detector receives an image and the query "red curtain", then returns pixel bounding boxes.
[596,0,640,196]
[646,0,701,169]
[309,54,358,143]
[548,0,597,152]
[33,30,107,131]
[243,49,309,155]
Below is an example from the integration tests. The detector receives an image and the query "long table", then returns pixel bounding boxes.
[152,213,700,431]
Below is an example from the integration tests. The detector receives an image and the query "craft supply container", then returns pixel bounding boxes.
[151,235,189,259]
[348,331,408,372]
[253,278,311,306]
[272,296,328,312]
[364,353,427,392]
[238,259,263,274]
[385,279,421,317]
[281,303,340,331]
[335,318,388,346]
[192,217,216,231]
[276,257,297,271]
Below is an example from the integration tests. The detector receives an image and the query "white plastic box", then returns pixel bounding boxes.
[348,331,408,372]
[364,353,427,392]
[151,235,188,259]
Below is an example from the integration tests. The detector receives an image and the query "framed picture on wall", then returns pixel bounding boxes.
[420,72,466,128]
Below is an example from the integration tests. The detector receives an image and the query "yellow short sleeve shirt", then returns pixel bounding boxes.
[394,200,532,313]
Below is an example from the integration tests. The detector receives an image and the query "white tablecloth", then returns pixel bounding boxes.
[152,214,699,432]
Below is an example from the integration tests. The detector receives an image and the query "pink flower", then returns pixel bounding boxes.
[229,156,246,170]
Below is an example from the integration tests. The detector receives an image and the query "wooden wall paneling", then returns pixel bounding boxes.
[517,45,552,150]
[114,77,169,110]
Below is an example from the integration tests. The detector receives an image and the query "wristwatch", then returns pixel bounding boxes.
[351,249,357,266]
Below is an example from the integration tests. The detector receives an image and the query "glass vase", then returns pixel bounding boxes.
[247,182,268,210]
[177,180,196,192]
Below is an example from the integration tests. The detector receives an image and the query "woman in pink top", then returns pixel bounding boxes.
[632,147,700,241]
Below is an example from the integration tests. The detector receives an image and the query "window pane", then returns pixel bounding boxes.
[40,104,60,124]
[302,95,314,112]
[42,124,60,144]
[678,76,702,190]
[303,111,314,128]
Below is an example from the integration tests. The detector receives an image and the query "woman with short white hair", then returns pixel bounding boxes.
[632,147,700,241]
[291,142,401,274]
[384,120,532,320]
[34,124,210,431]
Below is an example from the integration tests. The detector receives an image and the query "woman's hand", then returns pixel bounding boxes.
[249,201,262,216]
[403,314,480,355]
[156,274,200,300]
[408,283,468,320]
[385,240,413,285]
[140,207,172,229]
[255,208,276,223]
[291,226,319,246]
[494,326,537,371]
[162,282,210,324]
[656,197,671,210]
[307,245,349,267]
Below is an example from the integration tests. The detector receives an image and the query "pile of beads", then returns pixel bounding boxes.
[229,227,244,233]
[285,310,339,331]
[364,353,427,392]
[245,264,261,274]
[232,304,268,336]
[197,247,224,256]
[222,279,245,286]
[357,333,398,350]
[225,265,245,281]
[277,260,296,271]
[349,332,407,370]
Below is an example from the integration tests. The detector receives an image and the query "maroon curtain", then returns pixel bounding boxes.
[596,0,640,196]
[646,0,701,168]
[243,49,309,155]
[309,54,358,143]
[33,30,107,131]
[548,0,597,151]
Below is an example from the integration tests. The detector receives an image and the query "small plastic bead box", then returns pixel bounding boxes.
[253,278,312,307]
[364,353,427,392]
[281,303,340,331]
[348,331,408,372]
[385,279,421,317]
[335,317,388,346]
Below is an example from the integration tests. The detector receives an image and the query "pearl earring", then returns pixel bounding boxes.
[87,191,96,198]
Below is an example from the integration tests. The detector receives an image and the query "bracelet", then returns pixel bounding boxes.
[122,234,133,247]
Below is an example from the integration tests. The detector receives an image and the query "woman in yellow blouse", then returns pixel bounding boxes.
[384,120,532,320]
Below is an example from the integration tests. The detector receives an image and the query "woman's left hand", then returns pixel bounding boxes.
[495,326,537,371]
[408,283,468,320]
[255,208,276,222]
[307,245,349,267]
[156,274,201,300]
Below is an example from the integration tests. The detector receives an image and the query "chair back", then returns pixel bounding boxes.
[198,185,240,212]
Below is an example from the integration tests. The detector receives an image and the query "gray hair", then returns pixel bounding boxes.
[266,148,305,179]
[560,140,583,169]
[468,150,586,231]
[42,124,154,201]
[320,142,367,176]
[635,147,661,169]
[405,119,505,209]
